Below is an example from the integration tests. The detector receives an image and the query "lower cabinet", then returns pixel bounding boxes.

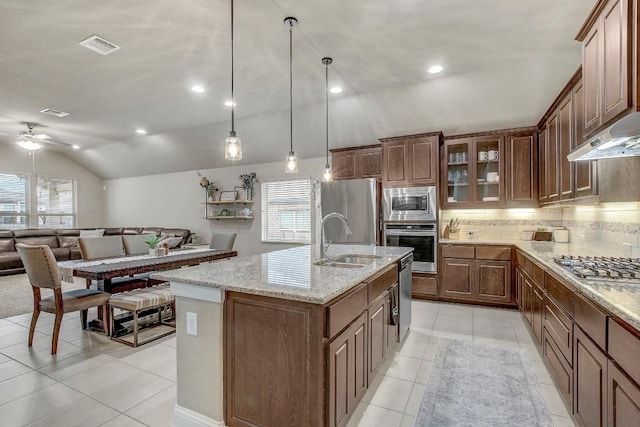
[543,328,574,411]
[412,273,437,299]
[328,311,368,427]
[608,360,640,427]
[368,293,387,383]
[386,284,399,350]
[439,244,513,306]
[573,325,607,427]
[531,281,544,346]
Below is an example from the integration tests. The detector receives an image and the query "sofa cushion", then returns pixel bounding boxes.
[14,235,59,248]
[0,252,22,270]
[104,227,124,236]
[123,227,143,235]
[69,247,82,260]
[80,229,105,238]
[0,236,15,253]
[142,227,162,236]
[50,248,70,261]
[13,228,56,238]
[0,230,13,238]
[58,235,80,248]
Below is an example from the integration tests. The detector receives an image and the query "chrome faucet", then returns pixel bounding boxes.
[320,212,353,259]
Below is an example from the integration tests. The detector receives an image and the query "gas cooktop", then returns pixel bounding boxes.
[554,255,640,281]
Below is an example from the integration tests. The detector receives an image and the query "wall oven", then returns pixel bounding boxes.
[384,223,437,273]
[383,186,437,222]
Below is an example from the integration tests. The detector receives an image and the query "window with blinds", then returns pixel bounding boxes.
[0,173,29,229]
[261,178,311,243]
[37,177,76,228]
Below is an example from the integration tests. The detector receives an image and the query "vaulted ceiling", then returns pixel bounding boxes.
[0,0,595,179]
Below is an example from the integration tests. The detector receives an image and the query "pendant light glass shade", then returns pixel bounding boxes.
[225,131,242,160]
[321,57,333,181]
[284,17,298,174]
[225,0,242,160]
[285,151,298,173]
[17,138,43,151]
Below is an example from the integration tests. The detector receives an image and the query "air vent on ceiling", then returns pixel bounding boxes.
[79,35,121,55]
[40,108,69,117]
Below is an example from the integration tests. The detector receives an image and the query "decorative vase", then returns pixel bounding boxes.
[149,248,157,257]
[246,186,253,201]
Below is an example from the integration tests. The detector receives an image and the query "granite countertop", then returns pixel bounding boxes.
[151,244,412,304]
[440,237,640,331]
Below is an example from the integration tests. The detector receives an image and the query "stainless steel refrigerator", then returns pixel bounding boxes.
[318,178,378,245]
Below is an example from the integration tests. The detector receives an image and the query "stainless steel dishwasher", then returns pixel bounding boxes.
[399,253,413,340]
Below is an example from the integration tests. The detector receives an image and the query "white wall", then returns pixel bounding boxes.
[104,157,326,256]
[0,144,105,227]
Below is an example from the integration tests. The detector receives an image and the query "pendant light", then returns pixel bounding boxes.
[322,57,333,182]
[284,17,298,173]
[224,0,242,160]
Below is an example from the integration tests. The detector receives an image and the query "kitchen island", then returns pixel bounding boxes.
[152,244,412,427]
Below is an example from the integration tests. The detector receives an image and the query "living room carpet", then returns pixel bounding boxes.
[415,339,553,427]
[0,274,87,319]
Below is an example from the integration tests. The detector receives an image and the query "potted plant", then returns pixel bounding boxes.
[239,172,257,201]
[145,235,162,256]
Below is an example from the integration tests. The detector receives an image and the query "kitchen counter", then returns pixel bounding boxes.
[440,238,640,331]
[152,244,412,304]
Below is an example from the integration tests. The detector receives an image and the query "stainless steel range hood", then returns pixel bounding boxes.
[568,112,640,161]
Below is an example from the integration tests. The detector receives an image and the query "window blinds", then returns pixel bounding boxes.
[36,176,76,228]
[0,173,29,229]
[261,178,311,243]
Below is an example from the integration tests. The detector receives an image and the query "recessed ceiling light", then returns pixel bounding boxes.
[72,144,80,150]
[224,101,236,107]
[136,129,147,135]
[329,86,343,94]
[191,85,205,93]
[427,65,444,74]
[40,108,69,117]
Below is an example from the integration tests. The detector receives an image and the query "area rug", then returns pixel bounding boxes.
[415,339,553,427]
[0,274,87,319]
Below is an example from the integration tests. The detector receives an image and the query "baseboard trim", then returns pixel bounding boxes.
[174,404,225,427]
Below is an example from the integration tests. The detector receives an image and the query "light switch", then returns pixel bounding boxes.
[186,312,198,336]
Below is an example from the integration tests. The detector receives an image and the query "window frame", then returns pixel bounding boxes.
[0,172,30,230]
[261,177,312,244]
[35,175,78,229]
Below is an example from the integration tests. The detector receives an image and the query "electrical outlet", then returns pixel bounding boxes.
[186,312,198,336]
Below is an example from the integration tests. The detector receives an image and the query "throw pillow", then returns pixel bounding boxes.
[159,236,183,249]
[79,229,105,238]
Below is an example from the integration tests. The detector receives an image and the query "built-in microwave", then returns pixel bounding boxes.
[383,186,437,222]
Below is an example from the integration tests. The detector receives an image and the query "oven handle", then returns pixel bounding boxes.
[384,231,437,236]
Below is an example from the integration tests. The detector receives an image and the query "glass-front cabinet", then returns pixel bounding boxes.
[443,135,505,208]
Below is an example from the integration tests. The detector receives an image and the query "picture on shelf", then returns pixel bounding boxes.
[219,191,238,201]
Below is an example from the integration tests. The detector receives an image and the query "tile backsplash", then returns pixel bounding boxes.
[441,202,640,250]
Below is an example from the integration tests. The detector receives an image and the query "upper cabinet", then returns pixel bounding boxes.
[576,0,631,139]
[380,132,442,187]
[538,69,598,205]
[330,145,382,180]
[442,129,537,209]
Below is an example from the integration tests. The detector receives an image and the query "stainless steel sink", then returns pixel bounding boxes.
[314,254,382,268]
[316,261,366,268]
[330,254,381,265]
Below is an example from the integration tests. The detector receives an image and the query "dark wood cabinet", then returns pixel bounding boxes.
[505,132,538,207]
[546,113,560,202]
[385,284,399,351]
[439,244,514,306]
[577,0,631,138]
[331,145,381,180]
[412,273,437,299]
[543,328,574,411]
[608,360,640,427]
[440,257,474,300]
[380,132,441,187]
[573,77,598,199]
[559,94,574,199]
[538,128,548,202]
[328,311,368,427]
[532,281,544,346]
[475,260,511,304]
[368,293,387,382]
[574,325,608,427]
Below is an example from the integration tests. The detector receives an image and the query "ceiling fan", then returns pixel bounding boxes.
[13,122,78,151]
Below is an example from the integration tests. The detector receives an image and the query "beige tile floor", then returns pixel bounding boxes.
[0,301,574,426]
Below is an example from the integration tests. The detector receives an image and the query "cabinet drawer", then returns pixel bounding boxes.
[574,293,607,351]
[523,257,534,276]
[475,245,512,261]
[543,329,573,411]
[326,283,368,339]
[441,244,474,259]
[544,297,573,366]
[412,274,437,297]
[608,318,640,386]
[545,273,574,316]
[366,264,398,304]
[515,250,525,267]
